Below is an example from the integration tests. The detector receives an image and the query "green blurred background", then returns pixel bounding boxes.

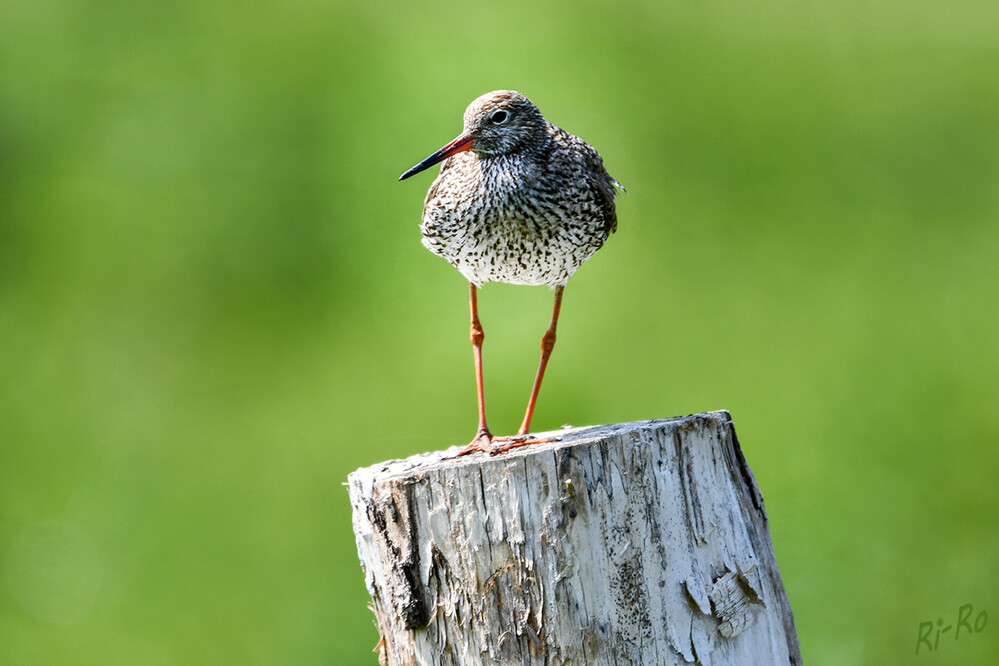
[2,0,997,663]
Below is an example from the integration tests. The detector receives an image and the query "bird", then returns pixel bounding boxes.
[399,90,622,457]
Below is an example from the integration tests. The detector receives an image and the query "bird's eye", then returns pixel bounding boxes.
[490,110,509,124]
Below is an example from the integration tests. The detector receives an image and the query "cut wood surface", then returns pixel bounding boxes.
[348,411,800,665]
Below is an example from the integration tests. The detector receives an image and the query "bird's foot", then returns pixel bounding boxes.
[444,429,498,459]
[444,430,556,459]
[489,433,556,454]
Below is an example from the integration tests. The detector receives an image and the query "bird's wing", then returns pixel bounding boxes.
[547,125,620,237]
[590,149,619,236]
[576,136,620,236]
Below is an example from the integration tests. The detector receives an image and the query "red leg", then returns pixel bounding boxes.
[446,283,496,457]
[517,285,564,436]
[485,287,564,455]
[446,284,562,459]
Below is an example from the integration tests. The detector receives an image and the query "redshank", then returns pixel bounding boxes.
[399,90,622,456]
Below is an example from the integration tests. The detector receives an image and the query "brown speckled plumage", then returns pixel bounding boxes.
[411,90,620,287]
[398,90,622,456]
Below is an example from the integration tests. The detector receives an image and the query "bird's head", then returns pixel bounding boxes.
[399,90,547,181]
[461,90,546,156]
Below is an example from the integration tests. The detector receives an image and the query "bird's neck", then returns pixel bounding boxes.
[477,140,551,174]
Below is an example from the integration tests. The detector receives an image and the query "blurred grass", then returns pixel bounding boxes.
[2,0,998,663]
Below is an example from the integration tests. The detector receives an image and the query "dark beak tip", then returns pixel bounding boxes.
[398,163,426,181]
[398,134,474,183]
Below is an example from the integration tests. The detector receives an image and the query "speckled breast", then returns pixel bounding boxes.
[419,153,612,288]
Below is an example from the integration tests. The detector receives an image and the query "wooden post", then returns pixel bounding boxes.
[348,411,800,665]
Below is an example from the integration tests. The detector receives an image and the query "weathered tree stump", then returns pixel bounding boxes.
[348,411,800,665]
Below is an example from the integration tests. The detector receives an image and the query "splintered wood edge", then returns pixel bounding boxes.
[347,410,734,483]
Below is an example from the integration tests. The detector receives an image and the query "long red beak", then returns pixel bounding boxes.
[399,134,475,181]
